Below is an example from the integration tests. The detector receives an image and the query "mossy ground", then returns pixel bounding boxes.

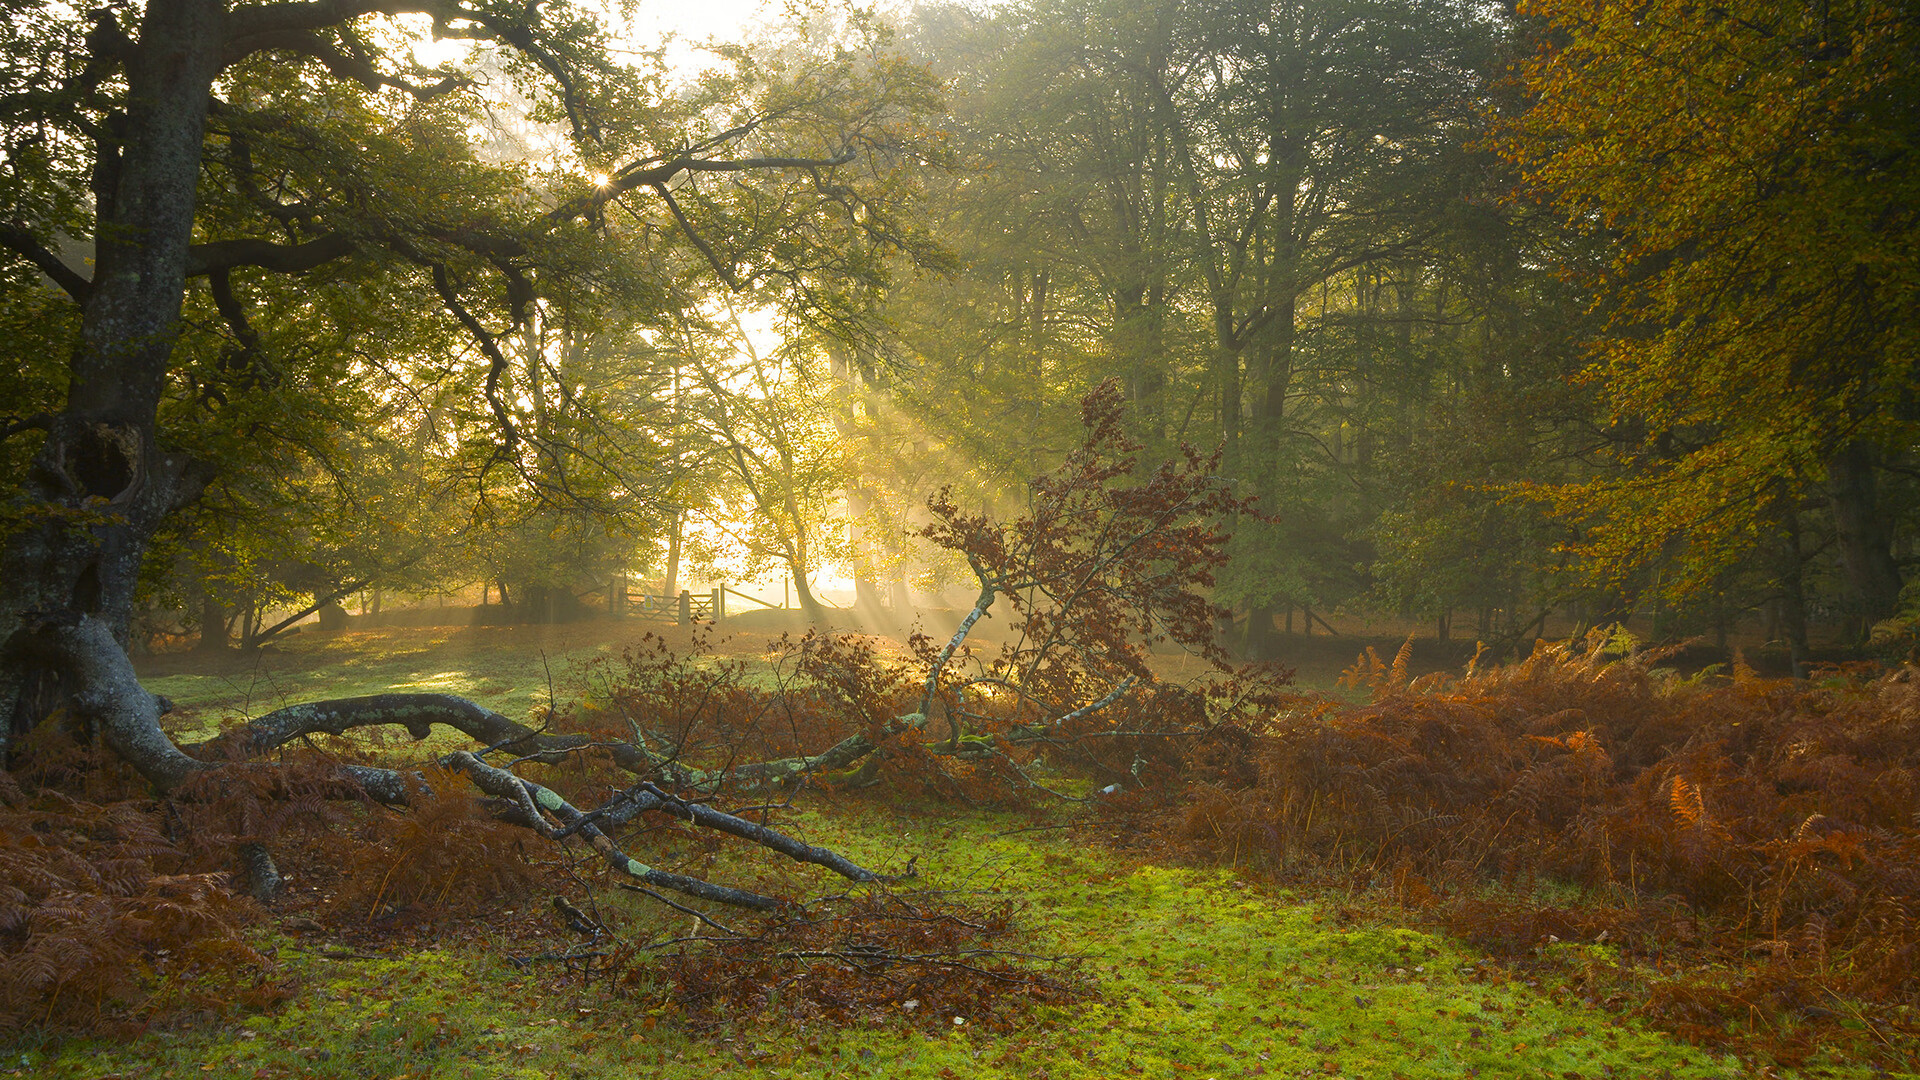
[15,625,1884,1078]
[15,802,1817,1080]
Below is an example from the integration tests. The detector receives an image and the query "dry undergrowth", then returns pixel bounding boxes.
[1135,630,1920,1070]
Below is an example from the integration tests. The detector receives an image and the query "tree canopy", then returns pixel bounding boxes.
[1495,0,1919,627]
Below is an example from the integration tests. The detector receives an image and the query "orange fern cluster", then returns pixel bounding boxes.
[1158,632,1920,1064]
[0,763,265,1030]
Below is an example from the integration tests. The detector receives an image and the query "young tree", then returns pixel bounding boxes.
[675,303,851,623]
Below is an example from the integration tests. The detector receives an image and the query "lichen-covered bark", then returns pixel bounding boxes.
[444,752,791,910]
[212,692,654,772]
[595,781,889,884]
[213,691,912,794]
[1,0,225,749]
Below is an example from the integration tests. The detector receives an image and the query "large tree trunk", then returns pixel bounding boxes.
[1,1,224,756]
[1827,441,1903,632]
[1245,606,1280,660]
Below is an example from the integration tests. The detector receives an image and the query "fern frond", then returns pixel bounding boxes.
[1389,635,1415,690]
[1670,777,1705,828]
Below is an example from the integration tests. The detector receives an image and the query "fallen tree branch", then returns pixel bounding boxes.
[443,751,786,910]
[207,691,927,794]
[592,781,901,884]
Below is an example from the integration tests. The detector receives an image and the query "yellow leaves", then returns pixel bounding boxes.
[1668,775,1706,830]
[1490,0,1919,598]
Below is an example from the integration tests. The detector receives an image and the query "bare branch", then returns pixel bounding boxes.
[444,751,785,910]
[426,262,520,454]
[236,27,467,98]
[920,558,998,717]
[653,183,738,288]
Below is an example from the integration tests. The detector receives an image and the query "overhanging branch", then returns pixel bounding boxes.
[0,223,91,301]
[185,233,355,276]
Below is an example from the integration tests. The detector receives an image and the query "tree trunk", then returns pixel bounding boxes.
[790,567,827,624]
[1116,284,1166,448]
[664,512,682,600]
[195,593,228,654]
[1245,605,1279,659]
[1827,441,1903,630]
[848,485,883,619]
[1778,512,1812,679]
[1,1,224,755]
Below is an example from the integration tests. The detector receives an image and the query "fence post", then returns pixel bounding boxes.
[678,589,691,626]
[710,588,721,624]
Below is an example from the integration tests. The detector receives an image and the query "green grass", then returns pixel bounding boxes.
[27,624,1883,1079]
[20,804,1795,1080]
[137,623,719,742]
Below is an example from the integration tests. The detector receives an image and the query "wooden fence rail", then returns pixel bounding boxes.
[611,587,719,624]
[606,582,792,624]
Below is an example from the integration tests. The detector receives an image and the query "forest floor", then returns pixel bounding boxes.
[17,819,1763,1080]
[11,624,1894,1078]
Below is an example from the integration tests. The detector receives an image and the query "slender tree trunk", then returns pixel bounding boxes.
[1778,511,1812,678]
[664,512,682,599]
[1215,340,1242,480]
[1827,441,1903,631]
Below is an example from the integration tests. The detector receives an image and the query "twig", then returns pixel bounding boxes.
[614,881,738,936]
[990,819,1104,838]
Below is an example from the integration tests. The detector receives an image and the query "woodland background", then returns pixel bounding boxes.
[5,0,1913,663]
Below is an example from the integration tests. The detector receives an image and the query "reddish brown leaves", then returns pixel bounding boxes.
[1138,633,1920,1066]
[628,894,1081,1032]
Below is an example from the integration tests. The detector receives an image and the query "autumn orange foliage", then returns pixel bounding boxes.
[0,726,270,1031]
[1150,630,1920,1065]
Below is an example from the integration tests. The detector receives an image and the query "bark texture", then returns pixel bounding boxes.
[1,0,225,748]
[1827,441,1904,628]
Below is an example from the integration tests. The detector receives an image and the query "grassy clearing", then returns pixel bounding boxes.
[133,618,1391,737]
[136,623,719,743]
[28,624,1878,1079]
[17,801,1776,1080]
